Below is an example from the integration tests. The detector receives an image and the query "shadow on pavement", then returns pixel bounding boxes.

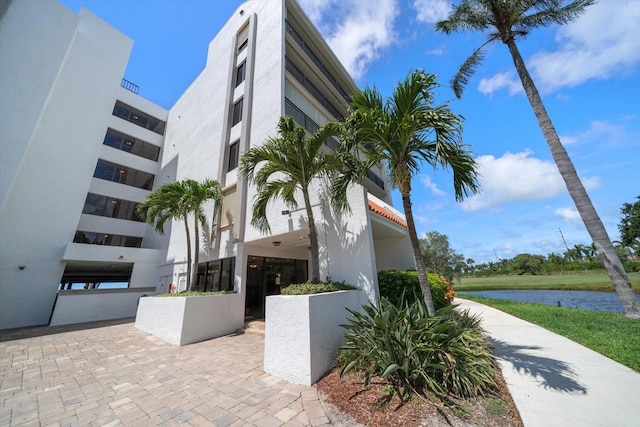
[490,338,587,395]
[0,318,135,342]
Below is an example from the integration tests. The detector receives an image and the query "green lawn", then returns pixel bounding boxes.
[460,295,640,373]
[456,272,640,292]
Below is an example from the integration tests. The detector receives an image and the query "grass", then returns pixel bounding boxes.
[460,295,640,373]
[456,272,640,293]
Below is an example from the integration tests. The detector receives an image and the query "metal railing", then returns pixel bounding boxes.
[285,20,350,103]
[120,78,139,95]
[286,57,343,120]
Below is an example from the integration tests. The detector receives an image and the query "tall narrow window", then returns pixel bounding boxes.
[235,61,246,87]
[232,98,243,126]
[227,141,239,172]
[237,25,249,53]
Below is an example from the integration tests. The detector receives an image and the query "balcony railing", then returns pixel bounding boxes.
[286,57,343,120]
[285,20,350,103]
[121,78,139,95]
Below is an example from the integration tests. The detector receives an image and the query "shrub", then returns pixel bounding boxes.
[378,270,455,309]
[338,298,497,401]
[157,290,233,297]
[281,281,355,295]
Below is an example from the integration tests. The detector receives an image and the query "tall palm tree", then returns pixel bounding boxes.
[347,70,479,316]
[137,178,222,291]
[181,179,223,289]
[437,0,640,319]
[239,116,347,283]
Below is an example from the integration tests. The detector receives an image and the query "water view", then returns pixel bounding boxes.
[458,290,640,314]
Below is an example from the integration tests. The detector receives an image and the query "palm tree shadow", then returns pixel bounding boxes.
[490,338,587,395]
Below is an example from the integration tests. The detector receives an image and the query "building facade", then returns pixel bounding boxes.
[0,0,414,329]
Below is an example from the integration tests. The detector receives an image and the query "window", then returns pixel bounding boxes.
[73,231,142,248]
[194,257,235,292]
[232,98,243,126]
[93,159,155,190]
[227,141,239,172]
[103,129,160,161]
[237,25,249,53]
[82,193,143,222]
[235,61,246,87]
[112,101,166,135]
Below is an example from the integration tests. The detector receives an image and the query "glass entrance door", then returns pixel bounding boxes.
[244,256,308,318]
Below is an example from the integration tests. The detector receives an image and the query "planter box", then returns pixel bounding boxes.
[135,293,244,346]
[264,290,363,385]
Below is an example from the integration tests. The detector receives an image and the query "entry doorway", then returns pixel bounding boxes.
[245,256,308,318]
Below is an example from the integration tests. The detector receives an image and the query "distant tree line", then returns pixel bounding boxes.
[421,196,640,279]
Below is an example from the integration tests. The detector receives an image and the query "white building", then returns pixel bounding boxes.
[0,0,414,329]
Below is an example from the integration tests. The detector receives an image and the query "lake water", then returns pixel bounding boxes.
[458,290,640,314]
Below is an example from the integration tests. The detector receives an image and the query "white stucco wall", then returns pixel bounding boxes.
[49,287,155,326]
[135,293,245,345]
[0,2,135,329]
[264,290,362,385]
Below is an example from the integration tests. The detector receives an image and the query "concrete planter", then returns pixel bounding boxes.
[135,293,244,346]
[264,290,363,385]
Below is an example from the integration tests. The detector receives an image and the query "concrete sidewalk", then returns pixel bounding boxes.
[455,298,640,427]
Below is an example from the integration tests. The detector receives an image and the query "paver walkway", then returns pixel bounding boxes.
[0,319,331,426]
[456,298,640,427]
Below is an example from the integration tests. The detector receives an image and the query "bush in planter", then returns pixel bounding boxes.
[338,298,497,401]
[378,270,455,310]
[281,281,356,295]
[156,290,233,297]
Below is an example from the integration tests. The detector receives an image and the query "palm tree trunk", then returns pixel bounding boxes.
[191,216,200,291]
[184,218,192,292]
[506,39,640,318]
[401,183,436,316]
[303,188,321,283]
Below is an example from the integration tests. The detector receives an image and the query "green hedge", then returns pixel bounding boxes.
[281,281,355,295]
[378,270,455,310]
[156,290,233,297]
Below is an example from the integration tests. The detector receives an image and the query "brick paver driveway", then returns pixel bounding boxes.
[0,320,331,426]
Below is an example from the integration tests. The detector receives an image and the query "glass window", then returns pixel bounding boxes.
[227,141,239,172]
[112,101,166,135]
[93,159,155,190]
[232,98,243,126]
[82,193,143,222]
[73,231,142,248]
[195,257,235,292]
[235,61,246,87]
[103,129,160,161]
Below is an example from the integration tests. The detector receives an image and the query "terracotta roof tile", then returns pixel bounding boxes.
[368,200,407,228]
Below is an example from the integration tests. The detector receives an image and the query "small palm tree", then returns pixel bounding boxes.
[437,0,640,318]
[347,70,479,316]
[239,116,347,283]
[137,178,222,291]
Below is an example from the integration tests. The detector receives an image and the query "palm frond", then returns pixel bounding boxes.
[517,0,595,30]
[451,44,487,99]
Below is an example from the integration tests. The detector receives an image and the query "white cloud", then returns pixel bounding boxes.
[420,175,446,196]
[559,120,624,146]
[297,0,335,23]
[478,71,523,96]
[425,48,445,56]
[299,0,398,80]
[461,150,601,211]
[555,207,582,224]
[412,0,451,24]
[478,1,640,95]
[461,151,564,211]
[529,1,640,92]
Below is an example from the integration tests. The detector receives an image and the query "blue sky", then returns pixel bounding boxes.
[59,0,640,264]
